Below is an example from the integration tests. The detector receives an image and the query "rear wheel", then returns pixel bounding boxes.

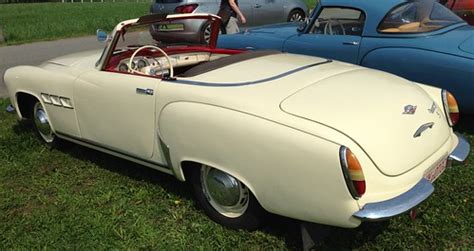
[288,9,305,22]
[189,164,264,230]
[32,101,58,147]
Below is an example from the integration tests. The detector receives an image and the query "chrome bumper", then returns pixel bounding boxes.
[353,178,434,221]
[354,132,470,221]
[449,133,470,163]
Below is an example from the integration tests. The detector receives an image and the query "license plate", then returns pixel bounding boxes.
[157,23,185,32]
[424,157,447,183]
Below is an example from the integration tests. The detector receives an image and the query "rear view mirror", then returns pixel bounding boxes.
[96,29,109,42]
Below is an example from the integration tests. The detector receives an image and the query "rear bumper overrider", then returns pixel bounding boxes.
[353,133,470,221]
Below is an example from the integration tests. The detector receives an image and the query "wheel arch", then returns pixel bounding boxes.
[179,159,261,207]
[15,91,42,119]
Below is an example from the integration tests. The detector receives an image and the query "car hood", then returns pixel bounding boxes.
[280,69,451,176]
[46,49,103,67]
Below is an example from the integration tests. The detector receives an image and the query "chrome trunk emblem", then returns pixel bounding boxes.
[428,102,437,114]
[403,105,417,115]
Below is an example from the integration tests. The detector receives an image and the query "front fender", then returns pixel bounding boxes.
[158,101,361,228]
[4,65,80,137]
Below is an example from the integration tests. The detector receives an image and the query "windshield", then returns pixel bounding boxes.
[378,0,463,33]
[115,21,208,51]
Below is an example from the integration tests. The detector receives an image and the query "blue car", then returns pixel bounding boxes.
[218,0,474,113]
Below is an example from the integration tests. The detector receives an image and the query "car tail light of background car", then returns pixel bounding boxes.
[442,90,460,126]
[340,147,366,199]
[175,4,198,14]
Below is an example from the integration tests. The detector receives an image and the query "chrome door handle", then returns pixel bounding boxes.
[136,88,154,96]
[343,41,359,46]
[254,4,262,8]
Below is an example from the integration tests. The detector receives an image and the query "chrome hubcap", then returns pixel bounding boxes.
[204,24,211,44]
[33,102,54,143]
[201,165,249,218]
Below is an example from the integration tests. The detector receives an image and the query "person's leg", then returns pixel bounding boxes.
[226,17,240,34]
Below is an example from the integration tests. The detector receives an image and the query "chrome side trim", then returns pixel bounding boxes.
[353,178,434,221]
[55,131,170,169]
[449,133,470,162]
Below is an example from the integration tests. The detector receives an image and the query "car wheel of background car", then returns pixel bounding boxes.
[32,100,58,147]
[288,9,305,22]
[200,22,212,45]
[188,164,264,230]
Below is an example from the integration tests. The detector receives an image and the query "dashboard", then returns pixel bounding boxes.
[115,52,219,77]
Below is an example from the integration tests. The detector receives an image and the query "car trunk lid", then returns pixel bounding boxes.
[152,0,187,14]
[280,69,451,176]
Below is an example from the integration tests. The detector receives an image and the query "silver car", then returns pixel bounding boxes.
[150,0,308,43]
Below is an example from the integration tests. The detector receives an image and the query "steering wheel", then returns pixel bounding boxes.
[128,45,174,79]
[323,19,346,35]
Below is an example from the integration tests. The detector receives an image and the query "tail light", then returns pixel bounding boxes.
[340,147,366,199]
[175,4,198,13]
[442,90,459,126]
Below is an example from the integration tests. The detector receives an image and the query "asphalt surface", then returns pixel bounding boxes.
[0,36,104,98]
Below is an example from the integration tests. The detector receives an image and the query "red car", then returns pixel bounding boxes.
[445,0,474,24]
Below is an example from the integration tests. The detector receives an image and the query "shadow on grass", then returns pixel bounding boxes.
[11,120,390,250]
[261,214,390,250]
[456,114,474,135]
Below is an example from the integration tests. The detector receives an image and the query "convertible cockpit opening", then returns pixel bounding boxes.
[106,47,243,78]
[102,13,255,79]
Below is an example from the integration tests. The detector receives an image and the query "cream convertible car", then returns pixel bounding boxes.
[4,14,470,230]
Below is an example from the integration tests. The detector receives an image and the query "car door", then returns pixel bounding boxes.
[252,0,283,26]
[283,7,365,64]
[73,70,158,160]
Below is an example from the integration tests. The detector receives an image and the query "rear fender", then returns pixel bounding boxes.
[158,101,361,228]
[361,47,474,112]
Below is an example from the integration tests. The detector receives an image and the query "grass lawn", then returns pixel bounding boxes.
[0,2,150,45]
[0,97,473,249]
[0,1,319,46]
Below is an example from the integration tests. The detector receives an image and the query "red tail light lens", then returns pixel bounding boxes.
[340,147,366,199]
[442,90,459,126]
[175,4,198,13]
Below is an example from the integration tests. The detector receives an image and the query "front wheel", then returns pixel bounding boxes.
[32,101,58,147]
[287,9,305,22]
[189,164,264,230]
